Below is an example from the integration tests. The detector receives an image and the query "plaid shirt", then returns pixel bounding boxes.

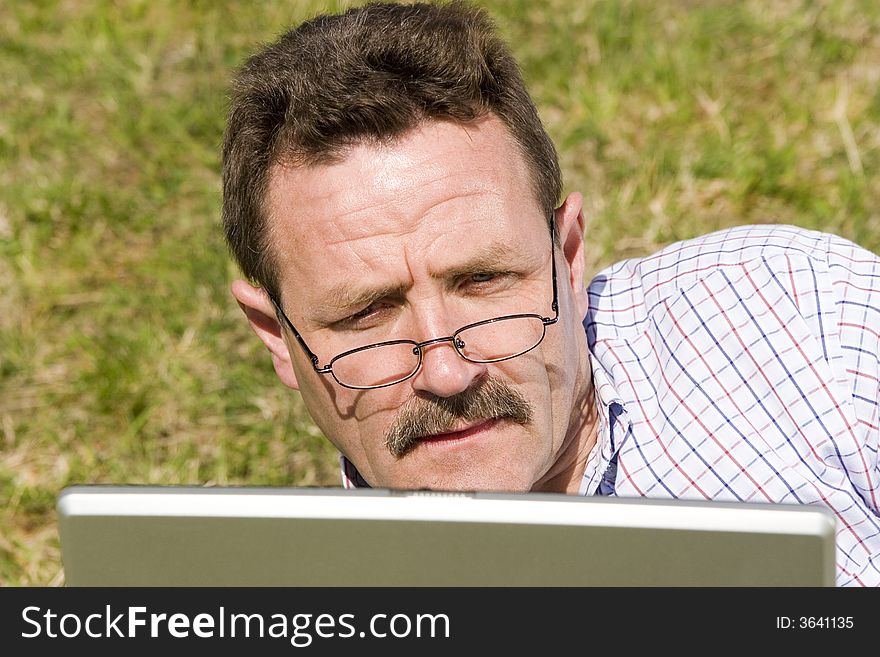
[342,224,880,586]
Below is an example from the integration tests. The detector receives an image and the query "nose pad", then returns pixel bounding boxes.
[411,337,484,398]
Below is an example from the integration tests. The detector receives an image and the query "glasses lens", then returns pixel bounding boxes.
[455,316,547,363]
[331,341,420,388]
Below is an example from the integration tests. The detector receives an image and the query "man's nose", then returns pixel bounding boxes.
[411,336,486,398]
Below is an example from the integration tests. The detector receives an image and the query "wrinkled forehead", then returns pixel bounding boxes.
[263,117,547,297]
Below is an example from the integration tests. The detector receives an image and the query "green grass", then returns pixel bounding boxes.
[1,0,879,585]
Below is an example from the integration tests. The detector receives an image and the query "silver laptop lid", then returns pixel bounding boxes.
[57,485,837,586]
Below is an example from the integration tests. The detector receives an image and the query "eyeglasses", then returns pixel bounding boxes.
[270,217,559,390]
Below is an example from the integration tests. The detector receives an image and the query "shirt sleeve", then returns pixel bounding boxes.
[823,232,880,514]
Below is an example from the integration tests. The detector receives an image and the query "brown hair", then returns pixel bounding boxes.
[222,1,561,300]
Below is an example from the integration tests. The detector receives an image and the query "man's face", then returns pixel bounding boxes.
[259,115,591,491]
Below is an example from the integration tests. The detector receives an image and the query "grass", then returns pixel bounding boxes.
[1,0,878,585]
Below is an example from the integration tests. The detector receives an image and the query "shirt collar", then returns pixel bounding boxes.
[579,353,630,495]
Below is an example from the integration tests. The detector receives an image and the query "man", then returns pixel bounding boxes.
[222,2,879,585]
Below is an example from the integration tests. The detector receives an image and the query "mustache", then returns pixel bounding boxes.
[384,376,533,458]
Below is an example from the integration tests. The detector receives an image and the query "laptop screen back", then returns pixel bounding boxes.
[57,486,837,586]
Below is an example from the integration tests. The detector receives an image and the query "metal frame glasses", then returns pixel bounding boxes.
[270,217,560,390]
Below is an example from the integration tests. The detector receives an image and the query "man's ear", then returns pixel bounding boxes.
[230,279,300,390]
[554,192,589,320]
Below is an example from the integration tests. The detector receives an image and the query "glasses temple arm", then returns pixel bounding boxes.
[549,214,559,319]
[267,293,326,370]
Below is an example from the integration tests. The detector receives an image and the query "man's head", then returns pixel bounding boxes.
[223,1,596,492]
[223,1,561,302]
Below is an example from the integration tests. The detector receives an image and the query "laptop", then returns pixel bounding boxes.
[57,485,837,586]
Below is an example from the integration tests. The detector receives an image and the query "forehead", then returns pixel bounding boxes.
[265,116,546,305]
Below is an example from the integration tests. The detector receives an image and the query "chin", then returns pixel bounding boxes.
[382,461,538,493]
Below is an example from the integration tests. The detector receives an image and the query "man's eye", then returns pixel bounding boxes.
[465,272,516,288]
[460,271,523,297]
[338,302,391,328]
[349,303,381,321]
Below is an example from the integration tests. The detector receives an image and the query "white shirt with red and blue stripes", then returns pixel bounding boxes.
[343,224,880,586]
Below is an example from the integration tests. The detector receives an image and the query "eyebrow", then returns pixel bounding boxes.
[312,243,521,324]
